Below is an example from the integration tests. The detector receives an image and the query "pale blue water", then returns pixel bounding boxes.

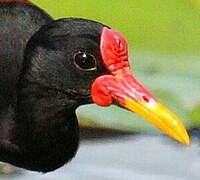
[3,134,200,180]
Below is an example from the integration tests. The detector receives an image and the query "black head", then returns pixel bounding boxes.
[21,18,109,106]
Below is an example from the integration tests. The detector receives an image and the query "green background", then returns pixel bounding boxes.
[32,0,200,55]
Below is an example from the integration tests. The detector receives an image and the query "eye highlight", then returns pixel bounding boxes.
[74,52,97,71]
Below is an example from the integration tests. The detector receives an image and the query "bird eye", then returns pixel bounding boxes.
[74,52,97,71]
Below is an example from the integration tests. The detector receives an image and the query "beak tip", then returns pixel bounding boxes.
[124,98,191,146]
[176,131,190,146]
[183,135,191,146]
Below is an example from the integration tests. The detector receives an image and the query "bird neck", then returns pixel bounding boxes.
[11,82,80,172]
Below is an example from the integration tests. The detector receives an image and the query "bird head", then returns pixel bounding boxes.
[24,18,190,145]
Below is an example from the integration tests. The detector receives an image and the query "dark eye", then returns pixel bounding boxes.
[74,52,97,71]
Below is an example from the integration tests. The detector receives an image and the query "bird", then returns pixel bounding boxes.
[0,0,190,172]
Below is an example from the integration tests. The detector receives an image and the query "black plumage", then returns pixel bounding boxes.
[0,1,108,172]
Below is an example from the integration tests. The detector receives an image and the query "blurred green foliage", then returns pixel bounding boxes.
[190,104,200,127]
[31,0,200,132]
[32,0,200,55]
[189,0,200,8]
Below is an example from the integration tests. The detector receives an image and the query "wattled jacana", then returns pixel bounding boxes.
[0,0,190,172]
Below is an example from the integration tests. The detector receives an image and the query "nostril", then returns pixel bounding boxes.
[142,96,149,103]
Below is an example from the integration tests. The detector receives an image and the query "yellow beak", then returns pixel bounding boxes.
[124,98,190,145]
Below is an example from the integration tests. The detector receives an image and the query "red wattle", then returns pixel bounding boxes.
[91,70,157,107]
[91,75,114,106]
[93,27,156,107]
[100,27,130,74]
